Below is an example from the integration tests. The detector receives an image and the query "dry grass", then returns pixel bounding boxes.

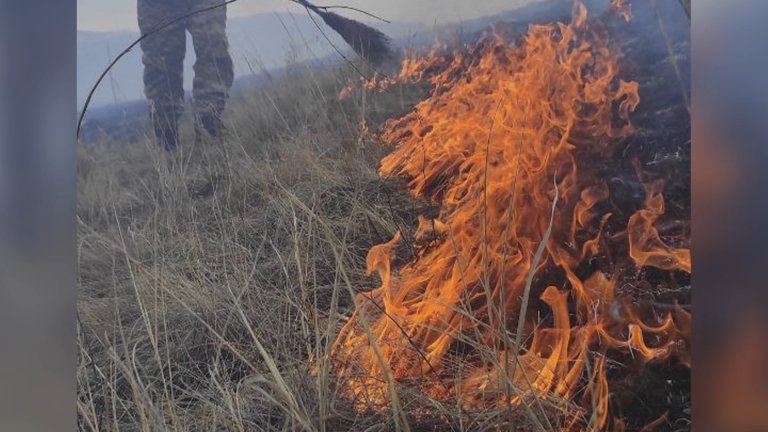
[76,59,572,431]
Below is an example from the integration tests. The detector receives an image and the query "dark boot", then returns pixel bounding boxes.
[150,108,180,151]
[154,123,179,151]
[202,111,225,137]
[194,111,225,144]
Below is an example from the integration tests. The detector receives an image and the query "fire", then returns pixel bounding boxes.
[332,1,690,429]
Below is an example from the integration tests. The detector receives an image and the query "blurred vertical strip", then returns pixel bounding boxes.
[0,1,76,431]
[679,0,691,20]
[694,0,768,431]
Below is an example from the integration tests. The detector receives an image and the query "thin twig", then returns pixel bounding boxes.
[361,293,452,395]
[649,0,690,113]
[481,97,505,350]
[508,173,559,385]
[302,3,391,23]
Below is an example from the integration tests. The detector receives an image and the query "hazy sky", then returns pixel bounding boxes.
[77,0,535,31]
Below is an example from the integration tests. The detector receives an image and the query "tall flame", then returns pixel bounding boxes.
[332,2,690,428]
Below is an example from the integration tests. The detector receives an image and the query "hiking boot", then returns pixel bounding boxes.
[150,106,181,151]
[195,112,225,144]
[154,123,179,151]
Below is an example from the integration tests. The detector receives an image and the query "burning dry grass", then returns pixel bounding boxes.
[77,2,690,431]
[331,2,690,430]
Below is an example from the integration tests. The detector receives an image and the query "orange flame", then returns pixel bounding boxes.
[332,2,690,428]
[610,0,633,22]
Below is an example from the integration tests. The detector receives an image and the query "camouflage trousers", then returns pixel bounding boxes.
[138,0,234,148]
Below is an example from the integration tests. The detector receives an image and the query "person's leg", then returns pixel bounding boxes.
[138,0,187,150]
[187,0,234,141]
